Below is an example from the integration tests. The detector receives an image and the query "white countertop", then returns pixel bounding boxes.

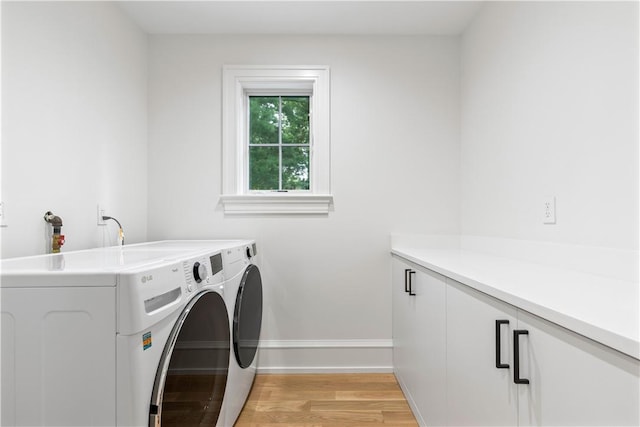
[0,240,252,287]
[391,244,639,360]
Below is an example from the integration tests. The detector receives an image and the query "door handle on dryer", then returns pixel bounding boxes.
[513,329,530,384]
[495,320,510,369]
[408,270,416,296]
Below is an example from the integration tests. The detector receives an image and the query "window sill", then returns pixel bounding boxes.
[219,194,334,215]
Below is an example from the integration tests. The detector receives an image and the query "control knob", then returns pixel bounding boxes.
[193,262,207,283]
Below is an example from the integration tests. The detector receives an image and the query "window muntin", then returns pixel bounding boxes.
[247,95,311,191]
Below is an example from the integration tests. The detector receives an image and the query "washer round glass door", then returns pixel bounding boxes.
[149,290,230,427]
[233,264,263,368]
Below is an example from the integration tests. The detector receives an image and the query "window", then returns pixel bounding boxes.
[221,66,332,215]
[248,95,310,191]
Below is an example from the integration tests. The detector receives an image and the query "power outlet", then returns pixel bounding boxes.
[543,196,556,224]
[97,204,107,226]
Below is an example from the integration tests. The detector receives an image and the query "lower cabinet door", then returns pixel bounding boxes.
[446,279,518,426]
[392,257,447,427]
[411,266,447,427]
[392,257,413,401]
[1,287,116,427]
[516,310,640,427]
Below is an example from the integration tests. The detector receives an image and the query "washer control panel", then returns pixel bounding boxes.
[192,262,206,283]
[183,252,224,293]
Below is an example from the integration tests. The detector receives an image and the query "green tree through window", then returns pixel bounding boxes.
[248,96,310,191]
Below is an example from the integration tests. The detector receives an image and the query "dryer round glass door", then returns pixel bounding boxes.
[149,290,230,427]
[233,264,263,369]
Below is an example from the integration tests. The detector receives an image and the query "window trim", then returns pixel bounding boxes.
[221,65,332,215]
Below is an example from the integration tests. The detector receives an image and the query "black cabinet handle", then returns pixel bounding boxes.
[404,269,411,293]
[513,329,530,384]
[408,271,416,296]
[495,320,510,369]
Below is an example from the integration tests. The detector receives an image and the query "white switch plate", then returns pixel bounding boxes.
[0,201,6,227]
[97,204,106,226]
[543,196,556,224]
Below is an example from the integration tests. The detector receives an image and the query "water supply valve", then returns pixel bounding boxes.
[52,233,65,252]
[44,211,65,253]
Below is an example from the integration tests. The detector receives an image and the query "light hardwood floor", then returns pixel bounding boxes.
[234,373,418,427]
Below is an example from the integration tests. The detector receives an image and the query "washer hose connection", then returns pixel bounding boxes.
[44,211,65,253]
[102,215,125,245]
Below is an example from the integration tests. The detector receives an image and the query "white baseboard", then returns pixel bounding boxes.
[256,339,393,374]
[257,366,394,374]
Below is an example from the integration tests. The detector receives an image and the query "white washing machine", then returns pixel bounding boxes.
[0,240,250,427]
[220,243,263,427]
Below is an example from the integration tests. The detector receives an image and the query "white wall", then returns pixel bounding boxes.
[147,35,461,370]
[5,0,633,372]
[460,1,639,251]
[1,2,148,258]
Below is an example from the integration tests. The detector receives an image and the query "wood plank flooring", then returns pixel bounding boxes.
[234,373,418,427]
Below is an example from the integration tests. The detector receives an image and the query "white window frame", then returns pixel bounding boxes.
[221,65,332,215]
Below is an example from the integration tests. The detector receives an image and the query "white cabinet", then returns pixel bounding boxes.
[445,278,639,427]
[446,280,518,426]
[392,251,640,427]
[517,310,639,426]
[1,286,116,426]
[392,256,447,427]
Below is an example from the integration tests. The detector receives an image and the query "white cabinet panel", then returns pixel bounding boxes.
[1,287,116,426]
[392,258,413,395]
[517,310,640,426]
[446,279,518,426]
[392,256,446,427]
[411,266,447,427]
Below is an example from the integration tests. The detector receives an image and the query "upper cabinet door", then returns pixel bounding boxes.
[517,310,640,427]
[446,279,519,427]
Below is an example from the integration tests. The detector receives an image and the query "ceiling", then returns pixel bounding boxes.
[117,1,484,35]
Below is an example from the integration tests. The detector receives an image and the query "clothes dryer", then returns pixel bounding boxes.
[220,243,264,427]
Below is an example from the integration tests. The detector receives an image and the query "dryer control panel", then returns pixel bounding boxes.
[222,244,255,280]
